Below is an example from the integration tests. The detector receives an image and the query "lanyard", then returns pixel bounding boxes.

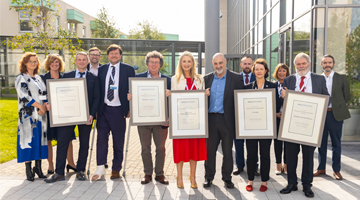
[185,78,196,90]
[28,74,43,92]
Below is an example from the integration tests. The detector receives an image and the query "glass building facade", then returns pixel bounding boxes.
[226,0,360,140]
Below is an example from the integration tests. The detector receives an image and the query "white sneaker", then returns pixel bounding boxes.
[91,165,106,181]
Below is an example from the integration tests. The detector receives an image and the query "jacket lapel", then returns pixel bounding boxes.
[332,72,338,95]
[224,70,231,101]
[118,63,125,90]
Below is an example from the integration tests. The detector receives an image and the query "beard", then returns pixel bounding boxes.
[216,68,224,74]
[243,67,251,74]
[323,66,333,73]
[296,66,310,77]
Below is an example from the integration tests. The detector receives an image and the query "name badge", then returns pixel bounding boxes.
[39,95,47,100]
[110,85,117,90]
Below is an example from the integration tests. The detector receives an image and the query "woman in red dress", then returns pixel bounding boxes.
[170,51,207,189]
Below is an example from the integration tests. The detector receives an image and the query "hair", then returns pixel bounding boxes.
[293,52,311,65]
[107,44,122,55]
[272,63,290,80]
[145,51,164,67]
[75,51,89,60]
[175,51,201,83]
[44,54,65,72]
[322,54,335,64]
[88,47,101,54]
[18,52,41,74]
[241,56,253,62]
[251,58,269,79]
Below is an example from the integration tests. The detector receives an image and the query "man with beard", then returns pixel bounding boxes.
[280,53,328,198]
[240,56,255,84]
[313,54,350,180]
[203,53,243,189]
[87,47,102,76]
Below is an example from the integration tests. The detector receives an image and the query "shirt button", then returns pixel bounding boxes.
[216,100,217,101]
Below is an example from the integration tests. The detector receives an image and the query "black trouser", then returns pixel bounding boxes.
[286,142,316,187]
[246,139,272,182]
[55,124,92,175]
[274,118,286,164]
[205,113,234,181]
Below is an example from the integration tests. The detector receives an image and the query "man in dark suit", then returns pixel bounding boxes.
[87,47,102,76]
[313,54,350,180]
[130,51,171,185]
[45,52,100,183]
[203,53,243,189]
[280,53,329,198]
[91,44,135,181]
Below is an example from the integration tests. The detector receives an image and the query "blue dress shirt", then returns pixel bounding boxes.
[209,70,227,113]
[75,68,88,78]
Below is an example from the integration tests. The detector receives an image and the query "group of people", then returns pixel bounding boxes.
[15,43,350,198]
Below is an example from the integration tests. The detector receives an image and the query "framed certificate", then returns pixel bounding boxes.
[129,78,167,126]
[234,89,277,139]
[46,78,89,127]
[278,90,329,147]
[169,90,208,139]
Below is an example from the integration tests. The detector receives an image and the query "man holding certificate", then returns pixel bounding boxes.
[45,52,100,183]
[280,53,328,197]
[203,53,243,189]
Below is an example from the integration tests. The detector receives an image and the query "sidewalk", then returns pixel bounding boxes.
[1,120,360,200]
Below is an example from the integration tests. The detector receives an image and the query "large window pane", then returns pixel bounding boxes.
[294,0,312,18]
[286,0,292,22]
[271,3,280,33]
[293,12,311,72]
[315,0,326,4]
[265,13,271,36]
[328,0,360,4]
[259,0,264,18]
[254,25,258,44]
[265,0,271,12]
[250,0,254,27]
[271,33,279,77]
[258,19,264,42]
[263,38,271,76]
[258,41,264,58]
[313,8,325,74]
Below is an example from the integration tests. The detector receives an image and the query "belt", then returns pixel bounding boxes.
[327,108,332,111]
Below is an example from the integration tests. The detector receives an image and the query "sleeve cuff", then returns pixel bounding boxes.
[26,99,35,107]
[44,100,48,103]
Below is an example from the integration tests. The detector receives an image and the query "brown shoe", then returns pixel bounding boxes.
[313,169,326,176]
[155,175,169,185]
[333,172,343,180]
[141,175,152,184]
[110,170,120,179]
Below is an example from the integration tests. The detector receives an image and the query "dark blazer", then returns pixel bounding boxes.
[98,62,135,117]
[40,72,63,86]
[283,73,329,96]
[62,70,100,118]
[204,69,244,131]
[86,63,102,71]
[331,72,351,121]
[135,71,171,90]
[244,80,280,112]
[240,72,256,83]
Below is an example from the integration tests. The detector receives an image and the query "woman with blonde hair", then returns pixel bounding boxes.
[40,54,77,174]
[168,51,207,189]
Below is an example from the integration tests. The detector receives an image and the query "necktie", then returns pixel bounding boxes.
[299,76,306,92]
[79,72,85,78]
[245,74,249,84]
[107,66,115,101]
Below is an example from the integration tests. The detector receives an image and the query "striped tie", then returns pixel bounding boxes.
[107,66,115,101]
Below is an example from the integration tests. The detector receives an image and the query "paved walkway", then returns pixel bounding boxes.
[1,120,360,199]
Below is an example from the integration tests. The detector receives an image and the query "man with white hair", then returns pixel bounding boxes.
[280,53,328,197]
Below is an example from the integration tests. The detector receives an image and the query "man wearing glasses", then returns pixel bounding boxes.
[87,47,102,76]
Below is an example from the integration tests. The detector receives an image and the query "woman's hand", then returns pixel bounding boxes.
[37,104,46,115]
[127,93,132,101]
[276,112,281,119]
[166,89,171,97]
[45,103,51,111]
[281,87,287,98]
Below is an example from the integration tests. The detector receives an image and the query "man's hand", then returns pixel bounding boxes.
[38,104,46,115]
[281,87,287,99]
[166,89,171,97]
[276,112,281,119]
[127,93,132,101]
[125,111,130,118]
[205,88,211,96]
[45,103,51,111]
[161,119,169,127]
[86,115,94,125]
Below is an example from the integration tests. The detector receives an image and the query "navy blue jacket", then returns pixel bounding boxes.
[40,72,63,86]
[240,72,256,84]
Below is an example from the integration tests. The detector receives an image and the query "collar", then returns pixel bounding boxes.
[296,70,311,80]
[76,68,88,76]
[90,63,100,69]
[109,62,120,68]
[322,70,334,78]
[214,70,227,80]
[147,70,161,78]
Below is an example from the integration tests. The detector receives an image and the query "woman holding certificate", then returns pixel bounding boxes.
[244,58,278,192]
[40,54,77,174]
[169,51,207,189]
[15,52,50,181]
[272,63,290,175]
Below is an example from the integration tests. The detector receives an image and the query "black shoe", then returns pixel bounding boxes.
[33,160,47,178]
[25,162,34,182]
[66,164,77,172]
[224,180,235,189]
[203,179,212,187]
[303,186,314,198]
[280,184,298,194]
[233,168,243,175]
[48,170,54,174]
[44,173,65,183]
[76,171,86,181]
[254,169,260,176]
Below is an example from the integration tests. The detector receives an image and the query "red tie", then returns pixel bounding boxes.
[245,74,249,84]
[299,76,306,92]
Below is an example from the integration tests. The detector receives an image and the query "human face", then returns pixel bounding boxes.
[321,57,334,73]
[107,49,122,65]
[240,58,253,74]
[50,59,60,72]
[295,57,310,76]
[212,55,227,77]
[254,64,266,79]
[75,54,88,72]
[277,67,287,81]
[181,55,193,74]
[25,56,38,73]
[89,50,101,65]
[147,57,161,75]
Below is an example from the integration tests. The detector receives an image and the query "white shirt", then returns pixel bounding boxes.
[322,70,334,108]
[146,71,161,78]
[89,63,100,76]
[241,72,253,85]
[295,71,312,93]
[104,62,121,106]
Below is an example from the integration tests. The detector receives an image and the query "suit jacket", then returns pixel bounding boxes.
[98,62,135,117]
[136,71,171,90]
[331,72,351,121]
[62,70,100,118]
[40,72,63,86]
[244,80,280,112]
[283,73,329,96]
[171,74,204,90]
[240,72,256,83]
[86,63,102,71]
[204,69,244,131]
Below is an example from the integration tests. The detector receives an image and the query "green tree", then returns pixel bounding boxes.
[3,0,82,60]
[91,6,122,39]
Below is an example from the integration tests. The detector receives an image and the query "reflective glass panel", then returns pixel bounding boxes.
[271,3,280,33]
[329,0,360,4]
[293,12,311,73]
[258,19,264,42]
[312,8,325,74]
[294,0,312,18]
[271,33,279,76]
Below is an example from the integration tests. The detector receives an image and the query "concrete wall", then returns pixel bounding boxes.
[219,0,227,54]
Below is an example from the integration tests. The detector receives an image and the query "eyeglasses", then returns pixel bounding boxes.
[28,61,38,64]
[90,54,101,57]
[149,61,160,65]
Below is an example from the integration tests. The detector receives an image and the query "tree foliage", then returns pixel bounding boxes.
[3,0,83,60]
[91,6,122,39]
[128,20,166,40]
